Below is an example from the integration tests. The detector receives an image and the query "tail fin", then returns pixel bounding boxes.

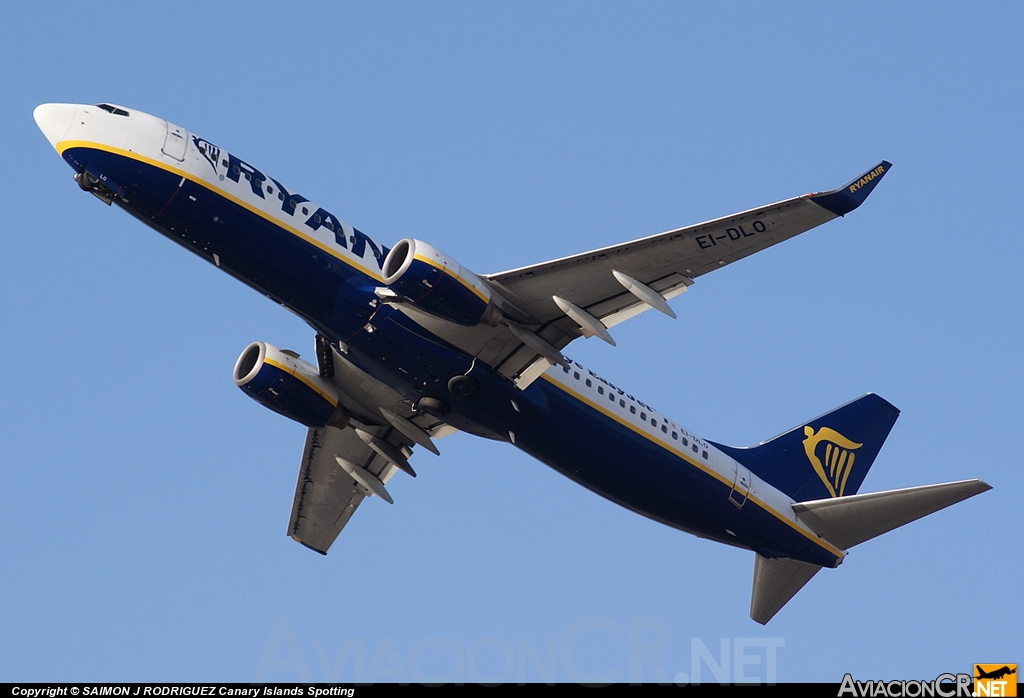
[712,393,900,502]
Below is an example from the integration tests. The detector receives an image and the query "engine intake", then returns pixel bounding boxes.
[382,238,502,327]
[233,341,348,428]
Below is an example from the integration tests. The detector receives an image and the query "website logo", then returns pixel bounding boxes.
[974,665,1017,697]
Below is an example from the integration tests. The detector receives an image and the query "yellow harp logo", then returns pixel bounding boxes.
[802,426,863,497]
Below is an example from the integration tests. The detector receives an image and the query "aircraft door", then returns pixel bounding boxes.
[729,461,751,508]
[161,121,188,162]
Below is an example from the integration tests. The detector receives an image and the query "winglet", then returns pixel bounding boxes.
[810,161,892,216]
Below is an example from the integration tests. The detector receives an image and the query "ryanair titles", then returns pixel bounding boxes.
[848,165,887,194]
[192,136,389,269]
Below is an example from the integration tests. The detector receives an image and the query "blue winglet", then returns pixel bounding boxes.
[810,161,892,216]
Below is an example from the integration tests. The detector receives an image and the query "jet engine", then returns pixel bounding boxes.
[381,238,503,327]
[233,341,348,428]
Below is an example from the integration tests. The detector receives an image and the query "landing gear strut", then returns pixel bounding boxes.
[74,168,120,205]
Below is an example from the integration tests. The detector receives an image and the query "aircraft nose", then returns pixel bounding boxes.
[33,103,77,149]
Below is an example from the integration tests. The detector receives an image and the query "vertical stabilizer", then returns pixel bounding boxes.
[712,393,900,502]
[750,555,821,625]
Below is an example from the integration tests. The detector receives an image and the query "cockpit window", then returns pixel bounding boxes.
[96,104,130,117]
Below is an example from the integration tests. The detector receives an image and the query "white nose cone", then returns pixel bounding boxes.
[33,103,77,149]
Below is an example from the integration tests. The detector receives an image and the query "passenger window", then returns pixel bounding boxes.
[313,214,321,224]
[609,393,615,402]
[267,185,274,194]
[661,425,667,433]
[302,207,309,215]
[585,379,592,387]
[692,444,698,453]
[651,418,657,426]
[702,450,708,459]
[619,399,625,407]
[562,365,569,373]
[232,165,240,174]
[222,159,229,167]
[597,386,603,394]
[630,406,636,414]
[573,372,580,380]
[672,432,678,440]
[278,192,285,201]
[640,412,646,420]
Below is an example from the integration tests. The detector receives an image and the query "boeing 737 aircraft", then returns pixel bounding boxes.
[33,102,990,623]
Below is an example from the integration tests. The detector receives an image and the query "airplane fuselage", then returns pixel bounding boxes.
[35,103,845,568]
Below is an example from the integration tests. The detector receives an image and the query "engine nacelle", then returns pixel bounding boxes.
[233,341,348,428]
[381,238,503,327]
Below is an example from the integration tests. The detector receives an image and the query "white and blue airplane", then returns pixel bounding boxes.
[34,102,990,623]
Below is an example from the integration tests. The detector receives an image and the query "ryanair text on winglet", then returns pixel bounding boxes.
[838,673,973,697]
[848,165,887,194]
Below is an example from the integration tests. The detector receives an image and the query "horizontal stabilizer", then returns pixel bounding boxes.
[750,554,821,625]
[792,479,991,550]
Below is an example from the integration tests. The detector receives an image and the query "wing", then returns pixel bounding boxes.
[385,162,890,387]
[486,161,891,344]
[286,341,451,554]
[288,421,414,554]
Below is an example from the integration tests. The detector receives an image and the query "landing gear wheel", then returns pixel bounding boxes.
[415,396,450,417]
[76,170,102,191]
[447,375,479,398]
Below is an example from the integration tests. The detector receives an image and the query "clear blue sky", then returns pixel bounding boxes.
[2,2,1019,683]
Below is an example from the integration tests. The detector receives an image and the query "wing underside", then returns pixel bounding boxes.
[288,423,407,554]
[286,347,448,554]
[390,162,891,387]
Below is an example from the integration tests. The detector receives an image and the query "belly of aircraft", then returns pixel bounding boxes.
[65,145,375,335]
[511,381,840,568]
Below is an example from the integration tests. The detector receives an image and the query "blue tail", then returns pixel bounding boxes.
[711,394,900,502]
